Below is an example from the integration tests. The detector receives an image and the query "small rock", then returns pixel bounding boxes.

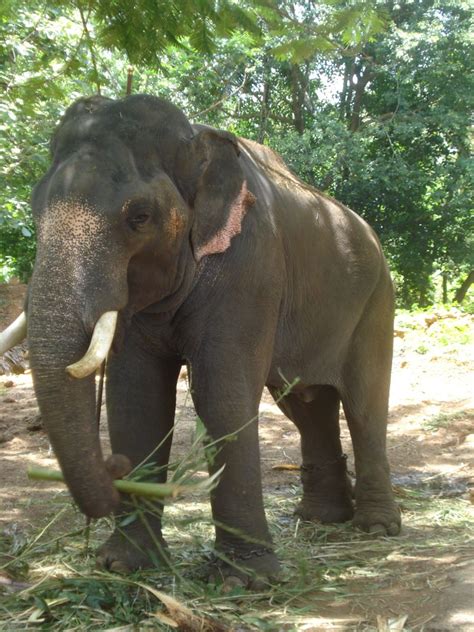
[0,432,13,444]
[26,415,43,432]
[3,398,15,404]
[3,381,14,388]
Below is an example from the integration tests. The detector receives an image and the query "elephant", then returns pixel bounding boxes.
[0,94,400,589]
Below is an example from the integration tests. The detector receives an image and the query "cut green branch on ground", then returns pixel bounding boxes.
[27,466,224,501]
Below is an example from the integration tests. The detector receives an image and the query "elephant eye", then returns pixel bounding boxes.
[127,212,151,230]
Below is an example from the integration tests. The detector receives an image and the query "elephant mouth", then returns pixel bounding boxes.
[132,243,197,320]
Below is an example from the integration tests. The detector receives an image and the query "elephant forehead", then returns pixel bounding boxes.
[38,200,109,254]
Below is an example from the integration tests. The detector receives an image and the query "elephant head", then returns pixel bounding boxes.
[0,95,254,518]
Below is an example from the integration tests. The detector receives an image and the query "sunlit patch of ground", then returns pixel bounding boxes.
[0,309,473,629]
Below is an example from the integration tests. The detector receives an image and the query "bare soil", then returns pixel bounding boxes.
[0,293,473,630]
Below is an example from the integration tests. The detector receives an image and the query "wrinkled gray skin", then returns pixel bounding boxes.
[27,95,400,588]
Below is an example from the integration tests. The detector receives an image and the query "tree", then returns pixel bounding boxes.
[269,0,473,305]
[0,0,388,281]
[0,0,472,308]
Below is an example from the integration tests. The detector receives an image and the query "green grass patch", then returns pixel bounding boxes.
[423,409,472,432]
[428,321,472,346]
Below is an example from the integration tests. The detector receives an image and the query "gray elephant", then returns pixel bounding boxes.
[0,94,400,588]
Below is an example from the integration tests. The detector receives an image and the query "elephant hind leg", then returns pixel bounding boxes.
[341,385,400,536]
[340,290,401,536]
[269,385,353,523]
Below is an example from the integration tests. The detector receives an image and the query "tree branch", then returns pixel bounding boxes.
[455,271,474,303]
[191,68,249,118]
[76,0,101,95]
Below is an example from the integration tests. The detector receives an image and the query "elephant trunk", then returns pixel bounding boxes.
[28,285,120,519]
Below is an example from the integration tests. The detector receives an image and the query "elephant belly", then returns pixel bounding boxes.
[267,321,352,392]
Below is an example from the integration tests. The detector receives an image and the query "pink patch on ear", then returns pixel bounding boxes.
[195,182,256,261]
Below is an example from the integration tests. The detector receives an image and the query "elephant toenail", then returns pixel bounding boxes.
[222,575,246,593]
[95,555,107,570]
[109,560,131,574]
[249,577,269,591]
[387,522,400,536]
[368,523,386,535]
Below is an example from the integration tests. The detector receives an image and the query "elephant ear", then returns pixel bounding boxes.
[175,127,255,262]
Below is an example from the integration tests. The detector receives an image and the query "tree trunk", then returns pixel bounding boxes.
[442,273,448,304]
[339,59,351,121]
[349,66,375,133]
[289,64,306,134]
[454,270,474,303]
[258,58,271,144]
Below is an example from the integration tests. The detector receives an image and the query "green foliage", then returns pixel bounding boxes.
[0,1,131,281]
[269,1,388,61]
[268,1,473,306]
[92,0,262,63]
[0,0,472,307]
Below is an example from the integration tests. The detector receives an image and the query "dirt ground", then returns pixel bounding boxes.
[0,288,473,630]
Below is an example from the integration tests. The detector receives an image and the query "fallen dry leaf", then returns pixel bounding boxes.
[139,583,230,632]
[376,614,408,631]
[271,463,300,471]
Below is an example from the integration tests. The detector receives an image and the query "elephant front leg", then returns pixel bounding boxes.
[96,326,181,572]
[190,358,280,589]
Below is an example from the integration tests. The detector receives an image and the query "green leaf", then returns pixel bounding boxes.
[271,36,336,61]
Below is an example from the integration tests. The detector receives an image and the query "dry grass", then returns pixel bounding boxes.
[0,478,472,630]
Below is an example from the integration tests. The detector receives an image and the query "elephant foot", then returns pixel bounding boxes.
[353,500,401,536]
[295,494,353,523]
[208,547,281,592]
[96,519,169,573]
[296,459,354,523]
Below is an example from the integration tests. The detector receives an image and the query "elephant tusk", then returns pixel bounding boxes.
[66,311,118,379]
[0,312,27,355]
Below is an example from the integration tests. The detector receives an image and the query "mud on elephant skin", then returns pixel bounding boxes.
[0,94,400,588]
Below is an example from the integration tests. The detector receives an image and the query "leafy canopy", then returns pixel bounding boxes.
[0,0,472,307]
